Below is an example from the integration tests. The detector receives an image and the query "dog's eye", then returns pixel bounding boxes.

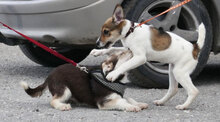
[103,30,109,35]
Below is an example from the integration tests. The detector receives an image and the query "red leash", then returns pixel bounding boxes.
[0,22,78,67]
[136,0,192,27]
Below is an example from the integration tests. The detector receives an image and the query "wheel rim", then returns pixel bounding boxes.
[138,0,199,74]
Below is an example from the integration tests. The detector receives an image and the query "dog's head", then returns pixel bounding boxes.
[101,61,114,76]
[96,5,126,48]
[101,53,126,82]
[101,60,125,82]
[101,55,117,76]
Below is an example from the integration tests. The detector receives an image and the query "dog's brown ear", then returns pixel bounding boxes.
[112,4,124,25]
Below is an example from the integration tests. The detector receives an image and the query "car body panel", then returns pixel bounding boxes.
[0,0,122,45]
[0,0,99,14]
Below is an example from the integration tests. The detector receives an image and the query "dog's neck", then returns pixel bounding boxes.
[121,20,135,39]
[125,21,135,38]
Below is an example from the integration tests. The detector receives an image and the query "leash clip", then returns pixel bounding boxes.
[76,64,89,73]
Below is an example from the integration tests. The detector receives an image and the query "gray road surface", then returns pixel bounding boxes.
[0,43,219,122]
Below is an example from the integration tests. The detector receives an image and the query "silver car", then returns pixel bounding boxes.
[0,0,218,88]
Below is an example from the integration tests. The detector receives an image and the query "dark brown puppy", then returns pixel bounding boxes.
[21,64,113,110]
[20,51,148,112]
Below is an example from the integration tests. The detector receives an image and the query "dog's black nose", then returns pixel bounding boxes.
[95,37,101,49]
[96,41,100,46]
[95,41,101,49]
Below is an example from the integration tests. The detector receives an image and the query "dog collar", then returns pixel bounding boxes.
[125,21,135,38]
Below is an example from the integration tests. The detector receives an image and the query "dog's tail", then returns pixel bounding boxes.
[20,81,48,97]
[197,23,206,49]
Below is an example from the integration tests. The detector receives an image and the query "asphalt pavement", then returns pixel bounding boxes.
[0,43,219,122]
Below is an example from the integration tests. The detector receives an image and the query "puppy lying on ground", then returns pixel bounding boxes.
[90,5,206,110]
[20,50,148,112]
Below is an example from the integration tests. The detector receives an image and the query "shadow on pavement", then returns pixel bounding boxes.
[195,64,220,85]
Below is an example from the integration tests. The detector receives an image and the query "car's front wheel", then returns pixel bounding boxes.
[123,0,212,88]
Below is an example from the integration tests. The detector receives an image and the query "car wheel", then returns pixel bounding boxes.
[19,43,92,67]
[123,0,212,88]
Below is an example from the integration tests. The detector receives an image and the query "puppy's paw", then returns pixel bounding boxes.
[106,71,120,82]
[125,106,141,112]
[136,103,148,110]
[175,105,187,110]
[90,49,105,57]
[153,100,164,106]
[58,104,72,111]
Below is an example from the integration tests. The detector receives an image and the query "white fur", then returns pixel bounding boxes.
[50,87,72,111]
[114,51,133,70]
[197,23,206,48]
[20,81,29,90]
[112,50,133,83]
[97,93,147,112]
[91,19,206,110]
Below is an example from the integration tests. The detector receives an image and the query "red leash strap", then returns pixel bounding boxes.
[0,22,78,67]
[136,0,192,27]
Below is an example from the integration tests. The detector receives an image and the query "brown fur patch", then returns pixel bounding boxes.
[192,43,200,59]
[100,18,126,43]
[150,27,171,51]
[120,50,133,57]
[103,17,126,32]
[102,50,133,73]
[104,54,118,66]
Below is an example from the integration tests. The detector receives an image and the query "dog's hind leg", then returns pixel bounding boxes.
[172,62,199,110]
[125,97,148,110]
[98,93,141,112]
[174,74,199,110]
[154,64,178,105]
[50,87,72,111]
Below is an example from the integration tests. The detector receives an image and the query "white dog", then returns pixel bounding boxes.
[90,5,206,110]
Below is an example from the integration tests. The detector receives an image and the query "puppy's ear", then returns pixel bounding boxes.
[112,4,124,25]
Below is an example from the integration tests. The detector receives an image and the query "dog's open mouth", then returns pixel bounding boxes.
[96,41,112,49]
[104,42,113,48]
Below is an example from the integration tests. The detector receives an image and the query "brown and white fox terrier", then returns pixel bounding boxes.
[90,5,206,110]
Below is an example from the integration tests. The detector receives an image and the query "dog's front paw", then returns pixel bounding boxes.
[125,106,141,112]
[175,105,187,110]
[90,49,105,57]
[58,104,72,111]
[106,71,120,82]
[153,100,164,106]
[136,103,148,110]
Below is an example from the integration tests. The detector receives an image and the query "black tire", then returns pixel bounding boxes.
[122,0,212,88]
[19,43,92,67]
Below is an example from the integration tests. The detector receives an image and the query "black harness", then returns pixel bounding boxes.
[89,70,126,97]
